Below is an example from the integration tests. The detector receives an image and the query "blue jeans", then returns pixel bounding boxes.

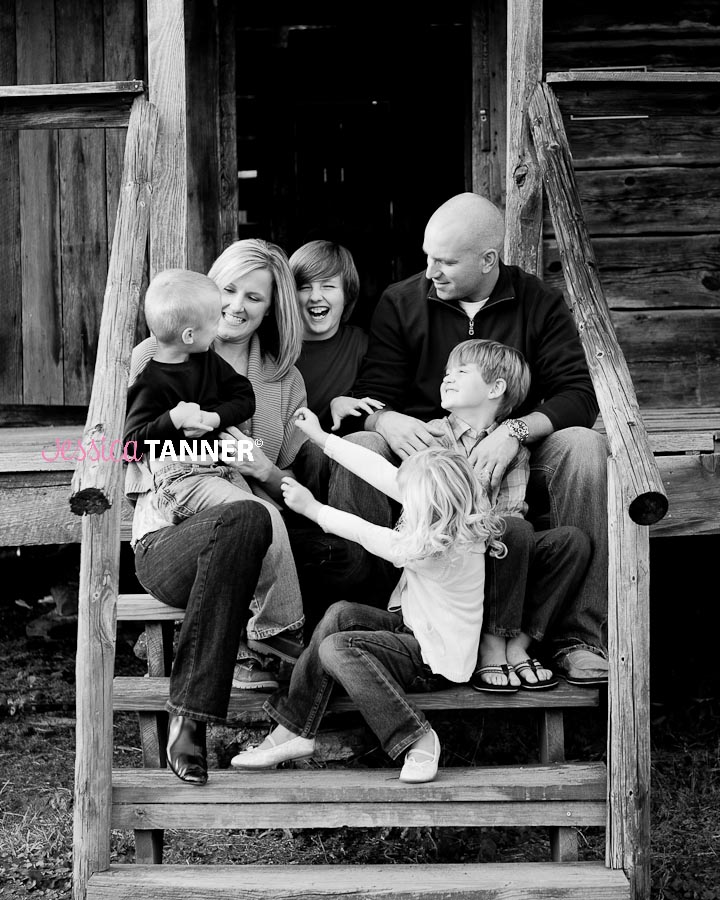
[152,463,304,641]
[265,601,439,760]
[289,439,400,627]
[298,428,608,656]
[525,427,608,658]
[133,502,273,723]
[484,517,591,643]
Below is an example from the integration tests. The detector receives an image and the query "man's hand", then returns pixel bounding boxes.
[471,425,522,494]
[372,411,435,459]
[281,476,323,521]
[293,407,329,448]
[330,396,384,432]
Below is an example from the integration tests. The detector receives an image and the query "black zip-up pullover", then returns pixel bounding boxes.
[351,262,598,431]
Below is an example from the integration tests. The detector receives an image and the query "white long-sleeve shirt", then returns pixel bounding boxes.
[317,435,486,683]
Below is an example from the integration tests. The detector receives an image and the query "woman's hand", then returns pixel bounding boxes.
[219,426,273,482]
[293,407,329,448]
[281,476,323,521]
[330,396,384,432]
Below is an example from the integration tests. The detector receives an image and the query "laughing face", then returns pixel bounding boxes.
[297,274,345,341]
[216,268,273,344]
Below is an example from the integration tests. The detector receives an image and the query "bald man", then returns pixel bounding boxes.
[339,193,609,686]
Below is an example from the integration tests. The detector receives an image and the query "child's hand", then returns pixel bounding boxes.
[170,401,211,436]
[182,408,220,439]
[330,396,385,432]
[280,476,322,521]
[293,407,328,447]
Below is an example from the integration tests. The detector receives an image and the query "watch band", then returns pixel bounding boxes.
[504,418,529,444]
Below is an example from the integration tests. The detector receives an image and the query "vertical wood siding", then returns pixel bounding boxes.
[0,0,144,406]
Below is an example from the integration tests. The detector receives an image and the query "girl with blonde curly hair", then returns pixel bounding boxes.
[230,408,505,784]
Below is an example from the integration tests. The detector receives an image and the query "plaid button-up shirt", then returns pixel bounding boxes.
[425,413,529,518]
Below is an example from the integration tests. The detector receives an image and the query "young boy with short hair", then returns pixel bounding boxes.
[425,339,590,691]
[124,268,257,524]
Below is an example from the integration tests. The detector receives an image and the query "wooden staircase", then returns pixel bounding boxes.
[92,593,629,900]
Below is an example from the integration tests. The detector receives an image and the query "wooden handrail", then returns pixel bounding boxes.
[528,82,668,526]
[68,98,158,514]
[70,96,158,900]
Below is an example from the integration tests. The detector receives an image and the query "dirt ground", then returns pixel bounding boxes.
[1,538,719,900]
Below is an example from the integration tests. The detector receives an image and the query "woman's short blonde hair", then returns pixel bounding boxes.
[392,446,506,565]
[208,239,303,380]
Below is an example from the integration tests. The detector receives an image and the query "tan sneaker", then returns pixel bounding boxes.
[232,658,279,691]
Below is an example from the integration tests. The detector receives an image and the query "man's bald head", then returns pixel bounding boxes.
[423,193,505,303]
[427,193,505,254]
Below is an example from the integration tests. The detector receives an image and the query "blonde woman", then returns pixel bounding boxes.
[127,239,307,690]
[231,408,505,784]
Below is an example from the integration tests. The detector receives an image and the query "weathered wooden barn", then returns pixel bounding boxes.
[0,2,718,900]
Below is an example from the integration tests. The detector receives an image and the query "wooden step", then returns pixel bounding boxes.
[112,763,606,830]
[113,676,600,717]
[86,862,630,900]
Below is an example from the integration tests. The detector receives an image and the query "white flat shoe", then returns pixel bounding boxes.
[399,729,441,783]
[231,732,316,769]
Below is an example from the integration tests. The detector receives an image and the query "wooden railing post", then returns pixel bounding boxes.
[607,456,652,900]
[528,81,664,900]
[71,96,158,900]
[505,0,543,273]
[528,82,668,526]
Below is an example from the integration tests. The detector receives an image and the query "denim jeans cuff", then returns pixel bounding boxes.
[482,626,521,638]
[247,616,305,641]
[165,700,226,726]
[551,642,607,663]
[263,699,315,739]
[386,722,432,761]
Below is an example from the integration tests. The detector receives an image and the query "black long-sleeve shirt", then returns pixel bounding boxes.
[351,262,598,431]
[124,349,255,457]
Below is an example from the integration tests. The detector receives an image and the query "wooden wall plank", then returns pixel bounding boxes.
[544,235,720,310]
[612,309,720,408]
[470,0,506,206]
[0,101,133,130]
[147,0,187,274]
[218,0,238,251]
[552,85,720,119]
[17,0,63,405]
[651,453,720,538]
[104,1,145,248]
[562,116,720,170]
[544,167,720,236]
[185,0,219,275]
[0,1,22,403]
[56,0,108,405]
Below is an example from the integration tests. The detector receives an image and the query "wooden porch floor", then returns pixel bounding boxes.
[0,407,718,545]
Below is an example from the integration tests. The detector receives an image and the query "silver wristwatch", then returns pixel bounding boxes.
[504,418,529,444]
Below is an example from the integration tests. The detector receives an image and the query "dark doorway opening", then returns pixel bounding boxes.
[234,3,471,327]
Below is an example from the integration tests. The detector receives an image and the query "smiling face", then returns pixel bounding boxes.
[423,221,496,304]
[216,267,274,344]
[297,274,345,341]
[440,362,501,416]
